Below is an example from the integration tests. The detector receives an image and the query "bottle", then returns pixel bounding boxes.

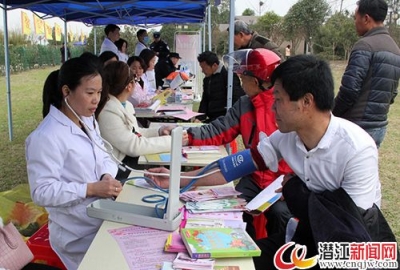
[175,87,182,103]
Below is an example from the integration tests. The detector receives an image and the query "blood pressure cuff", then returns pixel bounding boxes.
[217,149,257,182]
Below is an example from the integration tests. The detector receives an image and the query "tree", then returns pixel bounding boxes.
[283,0,330,54]
[253,12,284,46]
[209,2,229,27]
[160,24,179,51]
[242,8,255,16]
[86,27,104,55]
[121,26,139,56]
[313,11,358,60]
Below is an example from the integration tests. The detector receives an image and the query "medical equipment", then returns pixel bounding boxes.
[64,97,258,230]
[87,126,184,231]
[217,149,257,182]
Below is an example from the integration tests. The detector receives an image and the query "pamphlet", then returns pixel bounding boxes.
[245,175,284,214]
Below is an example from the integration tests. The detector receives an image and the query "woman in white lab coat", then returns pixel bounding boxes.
[25,54,121,270]
[139,48,158,95]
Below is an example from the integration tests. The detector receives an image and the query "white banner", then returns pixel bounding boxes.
[175,33,203,96]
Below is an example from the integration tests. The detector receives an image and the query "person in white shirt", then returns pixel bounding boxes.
[146,54,383,269]
[100,24,120,55]
[127,56,150,107]
[26,54,122,270]
[134,29,149,56]
[115,38,129,63]
[139,48,158,95]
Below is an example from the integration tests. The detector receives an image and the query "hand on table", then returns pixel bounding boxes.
[159,126,189,145]
[145,167,171,189]
[159,125,176,136]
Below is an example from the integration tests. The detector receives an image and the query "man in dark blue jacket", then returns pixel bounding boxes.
[194,51,245,123]
[333,0,400,148]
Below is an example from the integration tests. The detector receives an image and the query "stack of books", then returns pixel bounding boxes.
[180,186,242,202]
[182,146,223,160]
[163,176,285,262]
[185,198,247,214]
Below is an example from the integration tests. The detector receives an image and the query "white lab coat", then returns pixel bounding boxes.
[25,105,118,270]
[134,41,148,56]
[100,38,118,55]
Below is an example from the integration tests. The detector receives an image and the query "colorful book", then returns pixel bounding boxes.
[245,175,284,214]
[180,228,261,259]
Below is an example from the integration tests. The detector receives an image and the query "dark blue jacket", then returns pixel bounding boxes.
[333,27,400,129]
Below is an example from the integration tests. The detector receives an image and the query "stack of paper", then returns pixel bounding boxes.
[185,198,247,213]
[134,99,161,112]
[180,187,246,229]
[180,186,242,202]
[182,146,223,159]
[156,104,187,115]
[180,209,246,231]
[172,252,215,270]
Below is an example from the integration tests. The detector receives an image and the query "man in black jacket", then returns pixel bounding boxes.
[195,51,245,123]
[149,32,170,60]
[333,0,400,148]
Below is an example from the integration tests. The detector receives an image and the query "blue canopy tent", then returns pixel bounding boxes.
[1,0,209,140]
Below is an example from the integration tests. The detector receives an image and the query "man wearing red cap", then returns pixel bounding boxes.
[153,49,293,240]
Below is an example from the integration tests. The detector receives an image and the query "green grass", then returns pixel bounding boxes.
[0,62,399,243]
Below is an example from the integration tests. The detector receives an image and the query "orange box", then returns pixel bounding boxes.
[27,223,66,270]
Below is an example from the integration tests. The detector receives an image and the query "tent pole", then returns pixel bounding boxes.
[226,0,235,110]
[202,22,206,52]
[3,2,13,141]
[64,18,68,62]
[207,4,211,51]
[94,26,97,55]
